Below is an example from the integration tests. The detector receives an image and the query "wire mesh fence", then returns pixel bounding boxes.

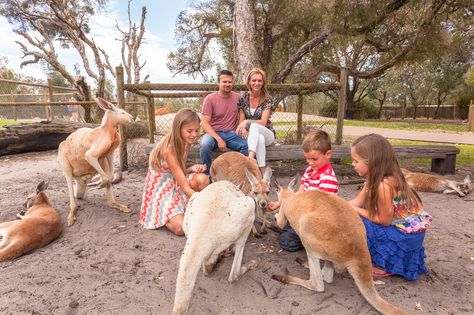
[0,74,344,170]
[119,79,342,168]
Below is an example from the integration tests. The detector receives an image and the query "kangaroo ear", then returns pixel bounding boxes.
[288,174,300,192]
[464,175,470,183]
[36,181,48,194]
[262,166,272,183]
[95,97,114,111]
[274,179,283,194]
[245,168,258,185]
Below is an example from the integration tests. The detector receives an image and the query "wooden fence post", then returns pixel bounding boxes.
[116,66,128,171]
[146,92,155,144]
[468,102,474,132]
[47,78,53,120]
[11,94,16,120]
[296,94,303,141]
[335,68,348,145]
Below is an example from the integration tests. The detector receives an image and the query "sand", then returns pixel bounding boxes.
[0,150,473,315]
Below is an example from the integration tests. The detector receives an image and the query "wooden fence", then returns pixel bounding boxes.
[115,66,349,170]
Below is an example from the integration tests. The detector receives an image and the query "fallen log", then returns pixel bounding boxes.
[0,120,150,157]
[0,121,96,156]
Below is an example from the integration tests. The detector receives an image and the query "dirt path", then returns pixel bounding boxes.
[0,150,473,314]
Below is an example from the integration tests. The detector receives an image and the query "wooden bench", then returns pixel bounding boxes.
[145,144,460,175]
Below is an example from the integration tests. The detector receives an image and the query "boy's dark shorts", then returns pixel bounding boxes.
[278,223,304,252]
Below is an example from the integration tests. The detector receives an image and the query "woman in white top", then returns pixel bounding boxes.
[236,68,275,174]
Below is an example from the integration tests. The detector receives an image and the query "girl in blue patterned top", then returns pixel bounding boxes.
[236,68,275,175]
[349,134,432,280]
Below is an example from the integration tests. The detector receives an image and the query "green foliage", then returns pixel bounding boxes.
[319,101,338,118]
[455,86,474,120]
[355,99,378,119]
[466,65,474,87]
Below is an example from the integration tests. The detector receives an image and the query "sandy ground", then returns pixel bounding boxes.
[0,150,473,315]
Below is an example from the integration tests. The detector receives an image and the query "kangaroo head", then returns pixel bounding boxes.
[23,181,50,210]
[245,167,272,209]
[459,175,472,195]
[95,97,134,126]
[274,175,300,228]
[276,174,299,202]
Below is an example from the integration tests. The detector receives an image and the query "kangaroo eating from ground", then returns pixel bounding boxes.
[0,181,62,262]
[271,176,409,315]
[210,151,273,237]
[58,97,133,226]
[172,180,259,315]
[401,168,471,197]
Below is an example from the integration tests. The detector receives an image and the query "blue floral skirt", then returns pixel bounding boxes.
[361,216,428,281]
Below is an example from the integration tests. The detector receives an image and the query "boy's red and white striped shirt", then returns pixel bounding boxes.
[300,163,339,194]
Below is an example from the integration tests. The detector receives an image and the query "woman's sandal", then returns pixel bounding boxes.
[372,269,393,278]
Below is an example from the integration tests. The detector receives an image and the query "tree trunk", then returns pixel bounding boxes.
[0,121,148,157]
[433,93,442,119]
[345,77,357,119]
[233,0,261,82]
[377,91,387,119]
[401,97,407,120]
[0,121,96,156]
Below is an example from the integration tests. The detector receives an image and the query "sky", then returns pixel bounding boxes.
[0,0,205,84]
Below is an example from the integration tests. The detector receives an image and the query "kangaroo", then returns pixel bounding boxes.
[58,97,133,226]
[0,181,62,262]
[172,181,258,315]
[402,168,471,197]
[210,151,273,237]
[271,176,409,315]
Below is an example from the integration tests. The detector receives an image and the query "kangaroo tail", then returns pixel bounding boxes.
[348,263,410,315]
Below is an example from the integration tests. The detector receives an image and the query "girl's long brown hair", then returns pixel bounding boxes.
[351,134,422,218]
[149,108,200,172]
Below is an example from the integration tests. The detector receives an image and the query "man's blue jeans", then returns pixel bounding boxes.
[200,131,248,175]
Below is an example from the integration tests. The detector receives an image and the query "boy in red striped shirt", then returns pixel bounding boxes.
[268,129,339,251]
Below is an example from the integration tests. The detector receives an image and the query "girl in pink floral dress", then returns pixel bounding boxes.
[139,109,209,235]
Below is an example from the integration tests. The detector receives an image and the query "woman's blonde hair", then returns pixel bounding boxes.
[149,108,200,172]
[351,134,422,218]
[246,68,270,99]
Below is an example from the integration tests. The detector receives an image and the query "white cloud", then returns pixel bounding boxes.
[0,17,46,79]
[0,9,200,85]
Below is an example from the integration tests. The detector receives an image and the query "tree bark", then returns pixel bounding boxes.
[0,120,149,157]
[0,121,96,156]
[233,0,261,82]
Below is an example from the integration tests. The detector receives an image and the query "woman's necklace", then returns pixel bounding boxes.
[249,93,260,108]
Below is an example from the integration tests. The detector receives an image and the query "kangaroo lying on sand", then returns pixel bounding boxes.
[210,151,274,237]
[401,168,471,197]
[172,181,259,315]
[271,177,409,315]
[58,98,133,226]
[0,181,62,262]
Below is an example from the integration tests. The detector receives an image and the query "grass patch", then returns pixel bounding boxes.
[342,120,467,132]
[273,119,468,132]
[0,120,21,130]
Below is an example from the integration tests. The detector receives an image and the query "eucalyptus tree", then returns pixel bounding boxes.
[0,0,112,99]
[168,0,472,116]
[1,0,148,122]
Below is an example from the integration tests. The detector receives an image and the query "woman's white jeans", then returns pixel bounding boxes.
[247,123,275,167]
